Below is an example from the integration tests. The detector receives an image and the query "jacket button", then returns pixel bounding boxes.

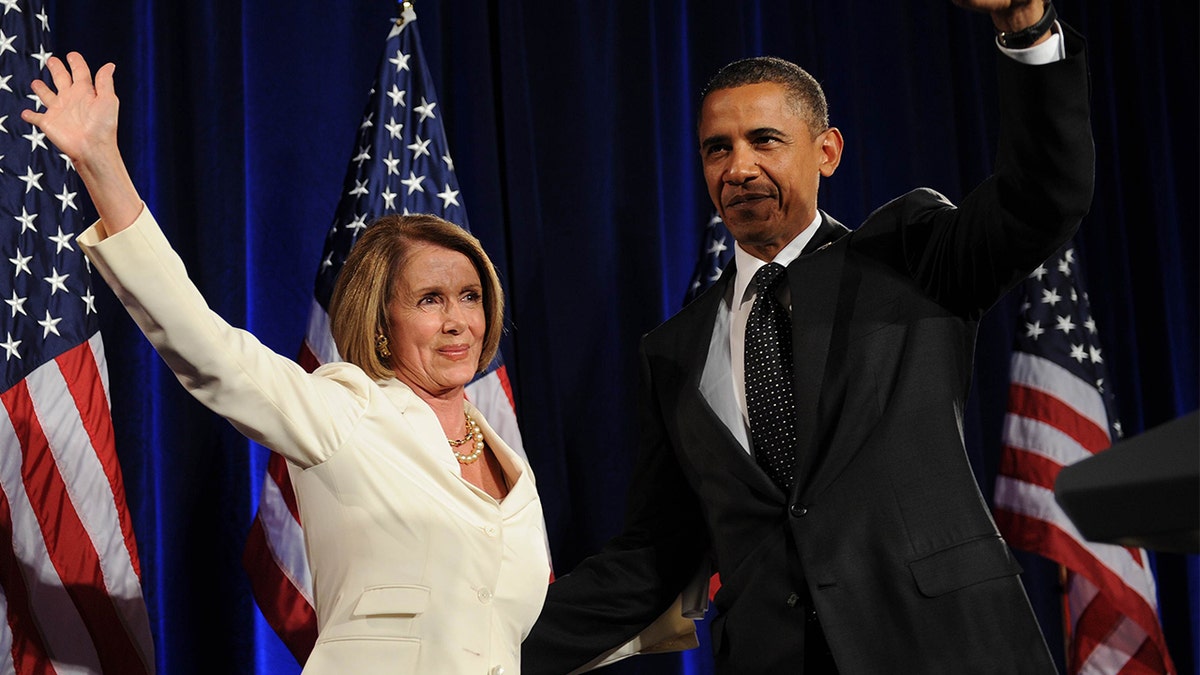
[489,667,505,675]
[789,503,808,518]
[477,587,493,604]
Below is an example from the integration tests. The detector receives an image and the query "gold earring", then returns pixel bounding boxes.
[375,333,391,360]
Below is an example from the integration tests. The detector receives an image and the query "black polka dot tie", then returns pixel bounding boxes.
[744,262,797,492]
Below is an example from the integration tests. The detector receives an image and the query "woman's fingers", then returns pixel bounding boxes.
[27,77,55,109]
[94,62,116,98]
[64,52,93,90]
[43,55,73,95]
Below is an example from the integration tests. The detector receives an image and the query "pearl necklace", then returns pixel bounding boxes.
[448,412,485,464]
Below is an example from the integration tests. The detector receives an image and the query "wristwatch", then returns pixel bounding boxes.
[996,1,1057,50]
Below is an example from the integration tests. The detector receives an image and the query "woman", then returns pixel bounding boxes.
[24,53,549,674]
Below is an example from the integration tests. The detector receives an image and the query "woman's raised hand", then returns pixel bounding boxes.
[23,53,118,168]
[21,52,142,235]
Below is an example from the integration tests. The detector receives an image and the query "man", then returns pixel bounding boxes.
[524,1,1093,673]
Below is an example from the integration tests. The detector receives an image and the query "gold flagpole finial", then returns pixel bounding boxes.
[396,1,415,28]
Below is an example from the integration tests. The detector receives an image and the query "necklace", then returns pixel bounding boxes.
[448,412,485,464]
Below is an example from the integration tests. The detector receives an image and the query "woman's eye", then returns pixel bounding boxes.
[463,292,482,304]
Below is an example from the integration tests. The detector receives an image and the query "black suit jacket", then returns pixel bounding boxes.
[524,26,1094,675]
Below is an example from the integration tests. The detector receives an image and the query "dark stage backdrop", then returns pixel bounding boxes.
[44,1,1197,673]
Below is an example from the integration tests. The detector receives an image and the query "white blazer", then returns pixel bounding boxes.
[81,208,551,675]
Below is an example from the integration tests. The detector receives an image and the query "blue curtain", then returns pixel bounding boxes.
[48,1,1196,673]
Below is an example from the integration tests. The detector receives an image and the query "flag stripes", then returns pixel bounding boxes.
[993,246,1174,674]
[0,340,153,674]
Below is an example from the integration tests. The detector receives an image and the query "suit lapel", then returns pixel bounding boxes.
[787,213,849,495]
[677,266,784,496]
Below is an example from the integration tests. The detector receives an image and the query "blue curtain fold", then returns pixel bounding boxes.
[47,1,1198,673]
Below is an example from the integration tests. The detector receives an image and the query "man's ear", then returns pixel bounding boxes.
[818,127,844,177]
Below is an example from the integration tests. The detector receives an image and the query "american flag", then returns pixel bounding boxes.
[241,6,532,664]
[0,1,156,673]
[992,242,1176,674]
[684,212,733,305]
[683,211,734,606]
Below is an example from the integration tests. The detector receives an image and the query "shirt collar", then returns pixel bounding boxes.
[732,212,823,307]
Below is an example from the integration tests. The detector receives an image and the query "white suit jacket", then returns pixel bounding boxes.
[81,208,551,675]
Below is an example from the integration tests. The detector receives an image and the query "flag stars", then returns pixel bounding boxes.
[38,310,62,338]
[0,0,20,16]
[36,7,48,29]
[406,135,430,159]
[384,117,403,140]
[1030,264,1048,281]
[436,184,459,208]
[22,127,48,152]
[19,166,43,193]
[26,92,43,111]
[60,152,74,171]
[1057,257,1073,276]
[32,44,52,70]
[0,74,11,93]
[15,206,37,233]
[54,185,78,212]
[1069,343,1088,363]
[380,186,397,210]
[81,289,96,314]
[348,178,369,197]
[5,290,27,317]
[346,213,368,234]
[414,97,436,122]
[9,249,31,276]
[359,112,374,130]
[708,235,728,256]
[1040,287,1062,307]
[400,171,426,195]
[1024,320,1045,340]
[1084,317,1097,334]
[49,227,75,253]
[43,268,69,295]
[0,30,16,58]
[1,333,21,361]
[386,84,406,108]
[1089,345,1103,365]
[1054,314,1075,334]
[389,50,411,72]
[382,151,401,176]
[353,145,371,165]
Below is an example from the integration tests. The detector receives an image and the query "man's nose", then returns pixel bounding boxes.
[725,145,760,184]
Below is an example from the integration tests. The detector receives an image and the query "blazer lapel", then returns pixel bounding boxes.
[677,265,784,497]
[787,213,849,495]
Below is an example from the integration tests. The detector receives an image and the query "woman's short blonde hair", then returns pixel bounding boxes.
[328,214,505,382]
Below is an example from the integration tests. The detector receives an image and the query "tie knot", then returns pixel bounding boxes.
[751,262,787,293]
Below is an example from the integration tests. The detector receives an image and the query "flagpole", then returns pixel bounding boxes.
[1059,563,1071,671]
[397,0,414,26]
